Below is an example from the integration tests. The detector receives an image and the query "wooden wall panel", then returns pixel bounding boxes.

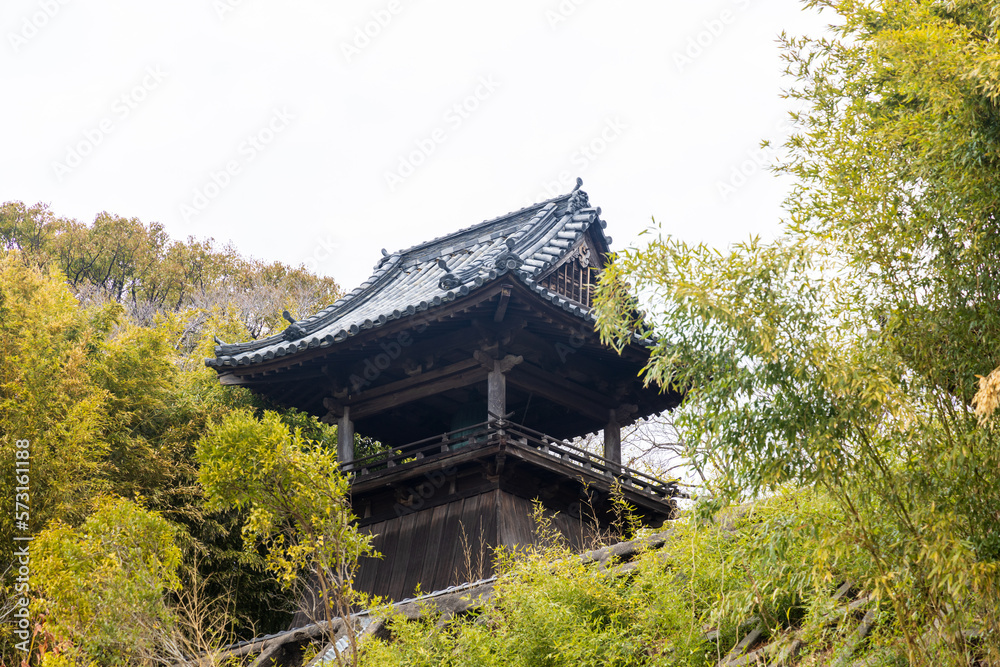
[416,503,450,593]
[498,492,600,554]
[354,491,507,601]
[356,518,394,598]
[353,489,603,604]
[448,494,485,584]
[386,512,418,601]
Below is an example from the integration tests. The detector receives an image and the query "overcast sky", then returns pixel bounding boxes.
[3,0,829,289]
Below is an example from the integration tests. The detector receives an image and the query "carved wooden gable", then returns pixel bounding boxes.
[538,233,603,308]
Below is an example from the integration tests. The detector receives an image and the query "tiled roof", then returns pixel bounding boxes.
[207,181,613,370]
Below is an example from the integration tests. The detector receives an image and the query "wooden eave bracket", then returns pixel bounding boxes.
[494,284,513,322]
[473,350,523,374]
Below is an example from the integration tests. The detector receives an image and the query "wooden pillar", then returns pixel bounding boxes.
[338,406,354,466]
[487,362,506,422]
[477,352,520,424]
[604,409,621,466]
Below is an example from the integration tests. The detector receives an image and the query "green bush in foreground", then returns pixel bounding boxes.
[359,491,907,667]
[32,497,182,665]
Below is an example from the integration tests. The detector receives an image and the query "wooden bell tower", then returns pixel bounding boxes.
[208,181,683,604]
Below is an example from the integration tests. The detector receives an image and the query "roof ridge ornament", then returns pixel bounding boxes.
[567,177,589,213]
[282,310,307,341]
[493,237,524,272]
[437,258,462,290]
[438,256,485,291]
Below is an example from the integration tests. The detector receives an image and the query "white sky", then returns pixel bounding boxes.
[2,0,830,289]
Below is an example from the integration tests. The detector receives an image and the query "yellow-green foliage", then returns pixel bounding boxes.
[0,254,109,544]
[0,221,348,660]
[359,491,873,667]
[588,1,1000,664]
[198,410,375,625]
[32,497,182,665]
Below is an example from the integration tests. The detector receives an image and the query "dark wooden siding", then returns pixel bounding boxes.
[353,489,602,602]
[355,492,501,601]
[498,492,599,553]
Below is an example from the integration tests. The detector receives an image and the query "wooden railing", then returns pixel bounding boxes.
[344,419,680,503]
[347,419,495,474]
[499,421,679,501]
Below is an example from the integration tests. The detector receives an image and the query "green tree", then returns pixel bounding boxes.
[0,200,343,328]
[0,229,344,654]
[594,1,1000,663]
[0,201,57,255]
[90,307,302,638]
[32,497,182,665]
[198,410,376,666]
[0,254,109,547]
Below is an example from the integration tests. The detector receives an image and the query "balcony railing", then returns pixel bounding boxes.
[344,419,680,504]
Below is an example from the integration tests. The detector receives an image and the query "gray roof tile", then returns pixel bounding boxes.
[207,184,610,370]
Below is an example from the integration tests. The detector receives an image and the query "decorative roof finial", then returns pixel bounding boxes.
[213,335,225,346]
[567,180,589,213]
[437,258,461,290]
[494,237,524,272]
[381,248,389,257]
[282,310,307,341]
